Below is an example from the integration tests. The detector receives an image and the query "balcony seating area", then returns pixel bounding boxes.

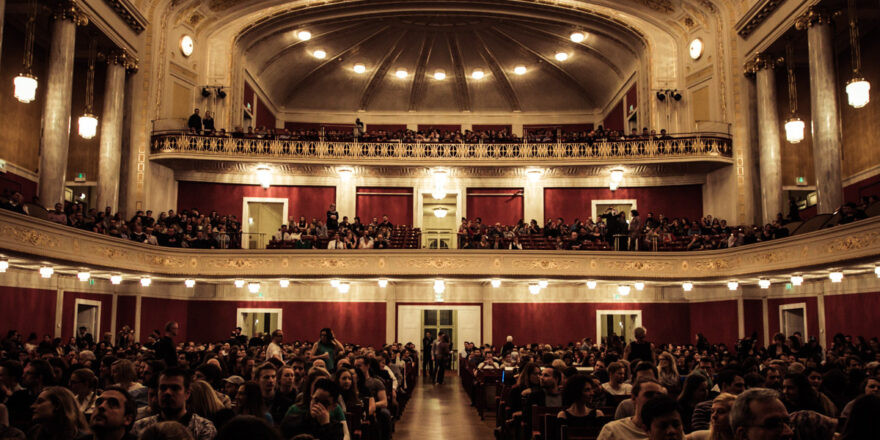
[267,226,422,250]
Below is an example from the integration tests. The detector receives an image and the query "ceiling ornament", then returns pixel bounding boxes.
[631,0,675,13]
[736,0,787,38]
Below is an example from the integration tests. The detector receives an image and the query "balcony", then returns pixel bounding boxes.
[0,210,876,281]
[149,133,733,167]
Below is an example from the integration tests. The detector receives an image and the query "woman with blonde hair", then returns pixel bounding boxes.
[111,359,147,407]
[686,393,736,440]
[27,386,89,440]
[188,380,235,429]
[658,352,681,392]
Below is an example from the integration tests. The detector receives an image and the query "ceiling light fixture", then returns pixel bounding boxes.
[185,279,196,288]
[337,282,350,293]
[526,169,543,181]
[829,272,843,283]
[610,169,625,183]
[313,49,326,59]
[617,285,631,296]
[110,275,122,285]
[758,279,771,289]
[431,189,447,200]
[491,279,501,288]
[434,69,446,80]
[337,167,353,180]
[0,258,8,272]
[790,275,804,286]
[77,271,90,282]
[353,63,366,74]
[570,31,586,43]
[140,276,151,287]
[528,283,542,295]
[845,0,870,108]
[586,280,597,289]
[634,282,645,291]
[78,37,99,140]
[255,165,272,189]
[248,282,260,294]
[279,279,290,288]
[378,279,388,288]
[235,279,246,288]
[297,30,311,41]
[727,281,739,291]
[395,68,408,79]
[784,44,805,144]
[514,65,527,75]
[682,282,694,292]
[554,52,569,62]
[538,280,549,289]
[875,266,880,278]
[433,207,448,218]
[39,266,53,278]
[471,69,485,80]
[14,0,38,103]
[433,280,445,294]
[330,279,340,288]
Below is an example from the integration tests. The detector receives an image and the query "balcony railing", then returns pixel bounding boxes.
[150,133,733,163]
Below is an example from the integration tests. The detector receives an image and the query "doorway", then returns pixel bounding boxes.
[422,193,457,249]
[397,305,481,369]
[237,308,282,340]
[242,197,289,249]
[74,299,102,341]
[779,303,807,339]
[591,199,638,221]
[596,310,642,345]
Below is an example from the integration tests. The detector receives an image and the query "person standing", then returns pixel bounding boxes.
[435,333,451,385]
[156,322,179,368]
[309,329,344,373]
[421,332,434,377]
[326,204,339,231]
[188,109,202,133]
[265,330,284,363]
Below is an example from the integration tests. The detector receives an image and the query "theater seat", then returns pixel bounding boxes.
[791,214,832,235]
[25,203,49,221]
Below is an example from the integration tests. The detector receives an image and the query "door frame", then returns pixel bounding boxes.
[779,302,808,339]
[241,197,289,249]
[595,309,643,345]
[236,308,284,335]
[73,298,102,340]
[591,199,638,220]
[396,304,482,358]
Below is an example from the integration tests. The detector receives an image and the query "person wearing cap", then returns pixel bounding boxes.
[222,376,244,401]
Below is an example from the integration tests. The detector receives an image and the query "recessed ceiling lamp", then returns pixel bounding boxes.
[185,279,196,288]
[528,283,542,295]
[617,285,631,296]
[395,68,408,79]
[526,168,543,181]
[234,279,246,288]
[330,279,340,288]
[554,52,569,62]
[110,275,123,285]
[0,258,8,272]
[248,282,261,294]
[829,272,843,283]
[433,207,448,218]
[433,280,445,294]
[39,266,53,279]
[790,275,804,286]
[472,69,485,79]
[313,49,326,59]
[255,165,272,189]
[434,69,446,80]
[634,282,645,291]
[570,31,586,43]
[758,279,771,289]
[845,0,870,108]
[491,279,501,288]
[538,280,549,289]
[279,279,290,288]
[77,271,90,282]
[353,63,366,74]
[682,282,694,292]
[514,65,527,75]
[297,30,312,41]
[140,276,151,287]
[875,266,880,278]
[784,44,805,144]
[378,279,388,288]
[337,282,350,293]
[586,280,597,289]
[727,281,739,291]
[337,167,353,180]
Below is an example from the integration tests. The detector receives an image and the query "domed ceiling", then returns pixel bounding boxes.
[239,9,643,114]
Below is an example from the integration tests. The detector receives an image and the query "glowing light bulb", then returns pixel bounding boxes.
[491,279,501,288]
[758,279,771,289]
[297,30,311,41]
[330,279,340,288]
[570,32,586,43]
[13,74,38,103]
[140,277,151,287]
[514,65,527,75]
[248,282,260,293]
[39,266,53,278]
[337,282,350,293]
[829,272,843,283]
[378,279,388,288]
[471,69,484,80]
[538,280,548,289]
[433,280,445,294]
[110,275,122,285]
[790,275,803,286]
[617,285,631,296]
[185,279,196,288]
[0,259,8,272]
[634,282,645,291]
[434,69,446,80]
[554,52,569,62]
[785,118,805,143]
[395,68,408,79]
[77,271,90,282]
[279,279,290,288]
[586,281,597,289]
[528,284,541,295]
[353,63,366,74]
[234,279,245,288]
[682,282,693,292]
[727,281,739,291]
[313,49,326,59]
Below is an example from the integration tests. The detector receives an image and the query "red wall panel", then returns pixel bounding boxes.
[603,99,624,132]
[743,299,764,344]
[626,83,638,113]
[688,301,738,347]
[176,182,336,223]
[844,173,880,204]
[0,171,37,203]
[186,300,386,348]
[139,297,189,343]
[766,296,819,340]
[255,96,276,130]
[116,295,137,334]
[243,82,255,113]
[472,124,512,132]
[418,124,461,132]
[491,302,690,348]
[466,188,524,225]
[823,292,880,340]
[356,187,413,226]
[62,292,113,341]
[543,186,704,223]
[0,287,57,338]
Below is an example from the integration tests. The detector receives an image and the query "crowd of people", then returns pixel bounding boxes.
[454,328,879,440]
[0,324,417,440]
[267,207,403,250]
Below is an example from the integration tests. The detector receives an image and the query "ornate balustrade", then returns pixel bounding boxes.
[0,210,876,281]
[150,133,733,165]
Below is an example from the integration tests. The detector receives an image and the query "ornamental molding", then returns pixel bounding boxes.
[794,6,834,30]
[102,0,148,34]
[736,0,787,38]
[0,211,878,280]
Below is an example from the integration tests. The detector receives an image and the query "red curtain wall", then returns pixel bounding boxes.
[766,296,820,340]
[688,301,738,347]
[543,186,703,223]
[139,297,190,343]
[243,82,255,113]
[466,188,524,225]
[417,124,461,132]
[743,299,764,344]
[844,173,880,203]
[116,296,137,335]
[62,292,113,341]
[824,292,880,340]
[0,171,37,202]
[0,287,57,338]
[602,99,624,132]
[255,96,276,130]
[356,187,414,226]
[626,83,638,114]
[176,182,336,223]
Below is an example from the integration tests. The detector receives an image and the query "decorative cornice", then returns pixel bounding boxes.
[103,0,148,34]
[743,53,778,77]
[0,210,878,281]
[53,0,89,26]
[794,7,834,31]
[736,0,787,38]
[103,49,139,72]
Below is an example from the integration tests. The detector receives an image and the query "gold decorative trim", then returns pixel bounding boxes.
[53,0,89,26]
[102,0,148,34]
[736,0,788,38]
[795,7,834,30]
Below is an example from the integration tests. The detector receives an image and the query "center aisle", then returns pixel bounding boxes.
[394,373,495,439]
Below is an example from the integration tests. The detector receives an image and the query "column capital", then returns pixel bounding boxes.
[743,53,779,77]
[795,7,834,30]
[102,49,139,73]
[52,0,89,26]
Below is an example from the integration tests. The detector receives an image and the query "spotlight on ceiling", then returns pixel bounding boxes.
[471,69,485,80]
[434,69,446,80]
[672,91,682,101]
[185,279,196,288]
[110,275,122,285]
[216,88,226,99]
[353,63,366,74]
[570,32,586,43]
[554,52,569,62]
[514,65,527,75]
[656,91,666,101]
[201,87,211,98]
[297,30,312,41]
[395,68,408,79]
[313,49,326,59]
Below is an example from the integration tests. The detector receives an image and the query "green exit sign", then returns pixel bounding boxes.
[796,176,806,186]
[74,173,86,182]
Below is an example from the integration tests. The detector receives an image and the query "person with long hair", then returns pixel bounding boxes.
[840,394,880,440]
[68,369,98,418]
[187,380,234,429]
[677,374,708,433]
[27,386,89,440]
[557,374,604,427]
[110,360,146,410]
[508,362,541,420]
[657,352,681,394]
[781,373,826,415]
[686,393,735,440]
[233,382,271,425]
[332,368,360,413]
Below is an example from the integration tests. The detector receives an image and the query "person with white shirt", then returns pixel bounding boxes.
[327,233,345,249]
[266,330,284,362]
[597,378,666,440]
[475,351,500,373]
[603,361,634,396]
[358,234,374,249]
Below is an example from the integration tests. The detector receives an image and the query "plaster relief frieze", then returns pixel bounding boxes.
[205,257,275,270]
[299,258,370,270]
[87,245,129,261]
[404,258,473,271]
[691,257,737,272]
[511,259,581,271]
[141,254,187,268]
[0,225,61,249]
[825,232,880,254]
[605,260,675,273]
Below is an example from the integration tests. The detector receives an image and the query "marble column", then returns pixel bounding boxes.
[38,5,85,208]
[752,55,784,225]
[799,9,844,213]
[96,56,127,212]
